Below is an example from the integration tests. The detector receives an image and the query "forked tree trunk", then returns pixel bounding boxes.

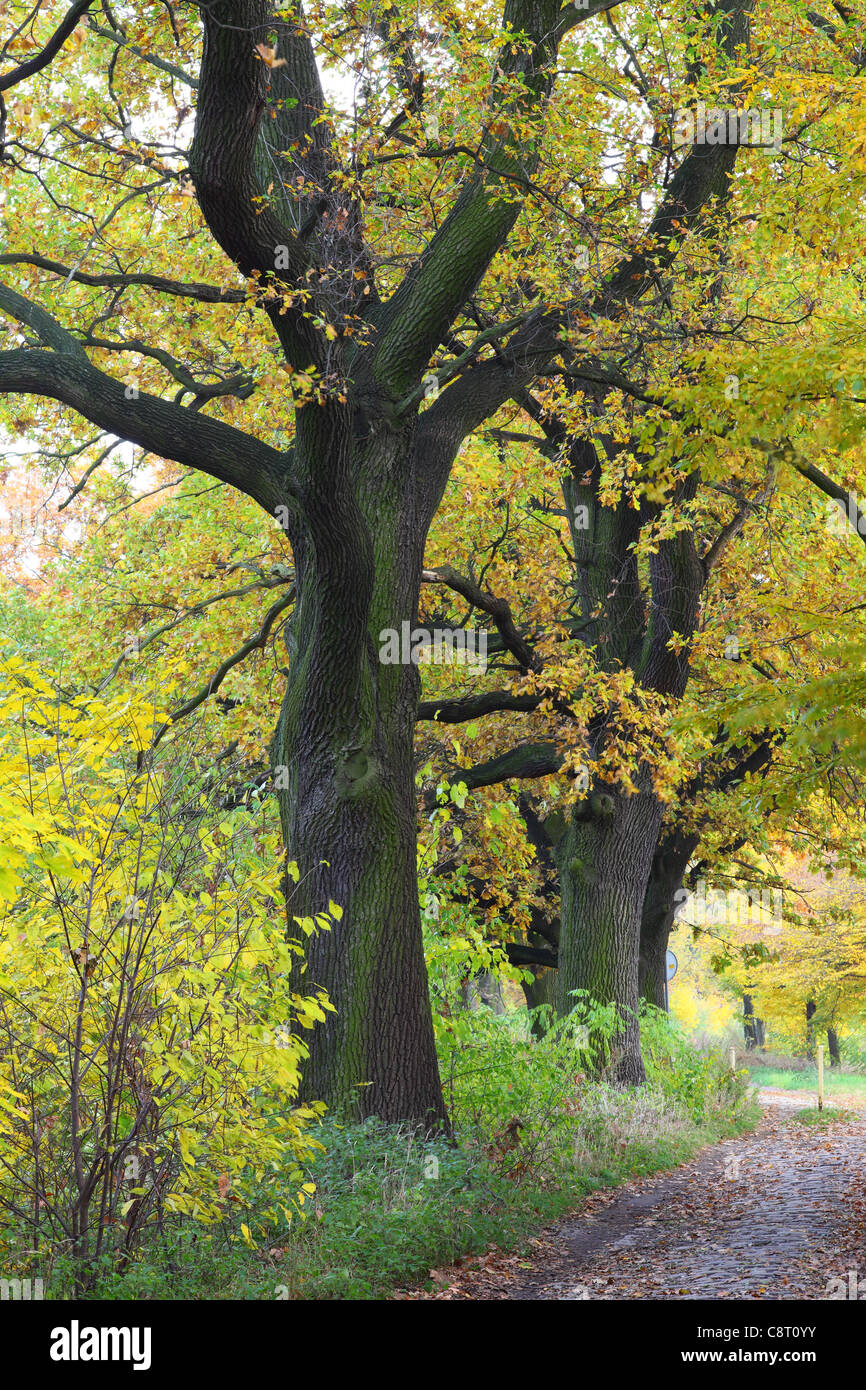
[273,410,447,1129]
[553,425,703,1086]
[554,781,665,1085]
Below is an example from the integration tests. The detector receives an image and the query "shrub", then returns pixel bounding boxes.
[640,1002,751,1125]
[434,977,755,1186]
[0,657,337,1289]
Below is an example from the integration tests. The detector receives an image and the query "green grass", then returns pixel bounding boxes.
[36,1086,758,1301]
[748,1065,866,1096]
[19,1009,761,1301]
[265,1099,759,1300]
[785,1106,856,1127]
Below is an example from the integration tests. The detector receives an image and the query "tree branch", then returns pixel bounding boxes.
[152,587,295,747]
[0,0,94,92]
[789,453,866,547]
[422,563,541,673]
[188,0,321,364]
[416,690,544,723]
[598,1,753,311]
[702,459,775,575]
[368,0,576,397]
[0,253,246,304]
[432,742,565,804]
[555,1,625,41]
[0,320,295,516]
[87,20,199,88]
[98,570,294,693]
[81,334,254,406]
[505,942,557,968]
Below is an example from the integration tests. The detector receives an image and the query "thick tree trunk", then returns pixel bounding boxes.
[554,427,702,1086]
[805,999,817,1059]
[828,1027,841,1066]
[521,962,557,1034]
[638,830,699,1009]
[638,913,669,1012]
[554,781,664,1085]
[273,410,447,1129]
[474,970,507,1014]
[275,695,444,1126]
[743,994,758,1050]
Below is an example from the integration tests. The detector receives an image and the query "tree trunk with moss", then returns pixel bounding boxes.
[549,430,704,1084]
[270,408,449,1124]
[553,782,665,1084]
[639,830,700,1008]
[0,0,756,1128]
[184,0,570,1126]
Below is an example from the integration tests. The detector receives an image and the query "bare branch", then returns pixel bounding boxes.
[416,691,544,723]
[422,564,541,673]
[0,253,246,304]
[152,587,296,747]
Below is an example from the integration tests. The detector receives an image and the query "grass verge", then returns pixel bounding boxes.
[748,1065,866,1096]
[40,1048,759,1300]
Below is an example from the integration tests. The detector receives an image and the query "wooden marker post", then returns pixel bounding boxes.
[817,1043,824,1112]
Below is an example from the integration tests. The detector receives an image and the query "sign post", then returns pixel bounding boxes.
[664,949,678,1013]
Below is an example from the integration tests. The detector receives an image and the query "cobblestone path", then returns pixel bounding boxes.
[410,1096,866,1301]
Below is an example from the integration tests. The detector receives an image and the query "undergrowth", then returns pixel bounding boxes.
[26,1002,758,1300]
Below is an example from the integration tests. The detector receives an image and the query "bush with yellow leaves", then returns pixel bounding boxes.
[0,657,338,1289]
